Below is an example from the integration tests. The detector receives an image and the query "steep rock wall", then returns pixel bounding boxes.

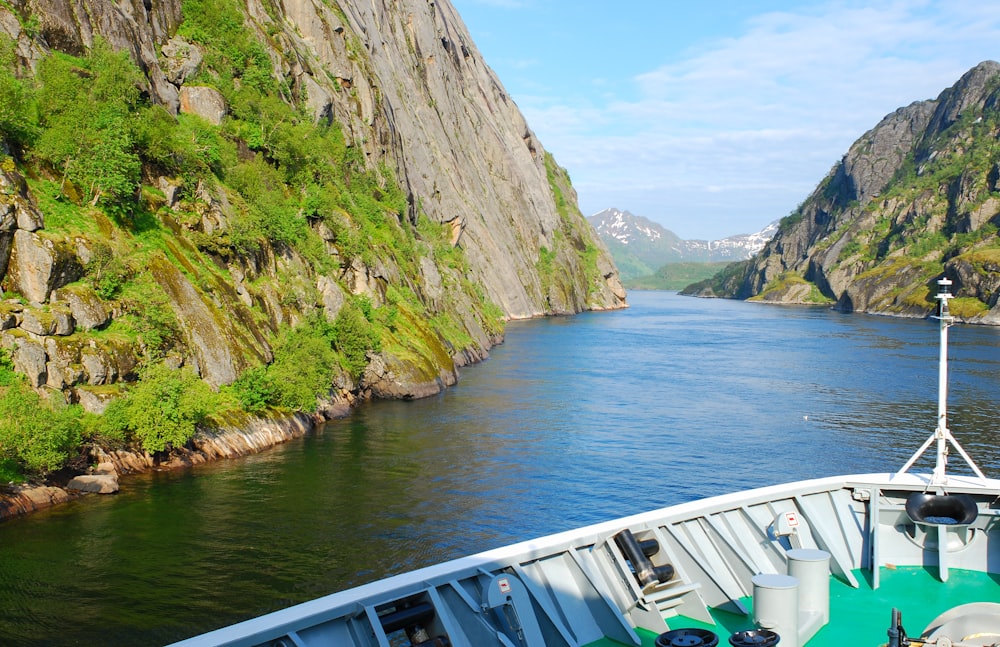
[3,0,623,319]
[0,0,625,415]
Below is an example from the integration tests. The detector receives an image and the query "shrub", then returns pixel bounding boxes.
[334,299,381,379]
[33,41,144,213]
[267,316,339,411]
[228,365,277,414]
[100,363,218,453]
[0,38,37,150]
[0,378,81,473]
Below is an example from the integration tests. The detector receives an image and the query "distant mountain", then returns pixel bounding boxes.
[587,208,777,281]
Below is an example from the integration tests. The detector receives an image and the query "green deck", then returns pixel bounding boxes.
[586,566,1000,647]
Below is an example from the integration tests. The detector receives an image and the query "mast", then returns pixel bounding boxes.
[895,278,987,486]
[933,278,955,485]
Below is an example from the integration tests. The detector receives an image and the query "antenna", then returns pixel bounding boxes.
[895,278,987,486]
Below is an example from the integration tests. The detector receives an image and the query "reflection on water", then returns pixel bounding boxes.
[1,291,999,645]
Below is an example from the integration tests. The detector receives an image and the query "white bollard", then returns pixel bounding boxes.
[787,548,830,624]
[752,573,799,647]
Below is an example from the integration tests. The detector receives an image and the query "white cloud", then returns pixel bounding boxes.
[518,0,1000,239]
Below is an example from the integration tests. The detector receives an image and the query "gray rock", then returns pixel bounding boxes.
[147,256,244,388]
[299,72,333,124]
[74,387,116,414]
[275,0,624,317]
[50,286,110,331]
[4,334,47,387]
[46,360,85,389]
[7,231,84,304]
[161,36,203,85]
[51,305,74,335]
[66,474,119,494]
[80,348,111,385]
[18,308,57,336]
[317,274,346,321]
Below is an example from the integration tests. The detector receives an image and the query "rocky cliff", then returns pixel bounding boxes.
[685,61,1000,322]
[0,0,629,498]
[0,0,625,425]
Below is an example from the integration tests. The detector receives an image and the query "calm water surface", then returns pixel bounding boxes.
[3,291,1000,645]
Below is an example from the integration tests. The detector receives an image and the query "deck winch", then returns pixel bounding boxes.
[376,596,451,647]
[614,529,675,587]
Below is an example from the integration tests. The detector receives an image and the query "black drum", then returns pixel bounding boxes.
[655,628,720,647]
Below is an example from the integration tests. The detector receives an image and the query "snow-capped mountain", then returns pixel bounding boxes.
[587,208,778,280]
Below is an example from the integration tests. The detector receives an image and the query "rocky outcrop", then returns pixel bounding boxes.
[698,61,1000,321]
[0,483,74,518]
[3,0,624,320]
[23,0,183,110]
[67,473,119,493]
[92,411,316,475]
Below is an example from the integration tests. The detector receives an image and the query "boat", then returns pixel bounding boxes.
[169,279,1000,647]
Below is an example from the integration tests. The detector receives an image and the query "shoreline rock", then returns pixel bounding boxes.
[0,410,321,522]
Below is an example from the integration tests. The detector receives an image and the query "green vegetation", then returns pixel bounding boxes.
[0,0,507,481]
[752,272,833,304]
[99,363,221,453]
[542,153,607,302]
[628,262,731,291]
[0,350,82,479]
[949,297,989,319]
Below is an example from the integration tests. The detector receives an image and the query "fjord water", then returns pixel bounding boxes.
[4,291,1000,646]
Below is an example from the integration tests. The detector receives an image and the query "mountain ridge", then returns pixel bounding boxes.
[588,207,777,281]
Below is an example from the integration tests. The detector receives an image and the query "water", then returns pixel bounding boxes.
[2,291,1000,646]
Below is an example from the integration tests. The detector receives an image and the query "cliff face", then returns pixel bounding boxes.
[689,61,1000,322]
[0,0,625,411]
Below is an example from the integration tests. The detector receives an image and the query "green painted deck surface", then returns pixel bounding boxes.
[586,567,1000,647]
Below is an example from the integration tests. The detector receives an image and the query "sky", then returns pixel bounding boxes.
[449,0,1000,240]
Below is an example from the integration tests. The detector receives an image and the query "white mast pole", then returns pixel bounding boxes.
[932,278,953,486]
[895,277,987,485]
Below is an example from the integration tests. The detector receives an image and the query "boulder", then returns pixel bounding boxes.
[6,230,84,304]
[79,347,112,385]
[17,307,56,335]
[179,86,227,126]
[66,474,119,494]
[362,351,457,400]
[73,386,116,413]
[317,274,345,321]
[2,332,47,387]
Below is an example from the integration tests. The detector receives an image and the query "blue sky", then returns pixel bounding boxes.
[450,0,1000,240]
